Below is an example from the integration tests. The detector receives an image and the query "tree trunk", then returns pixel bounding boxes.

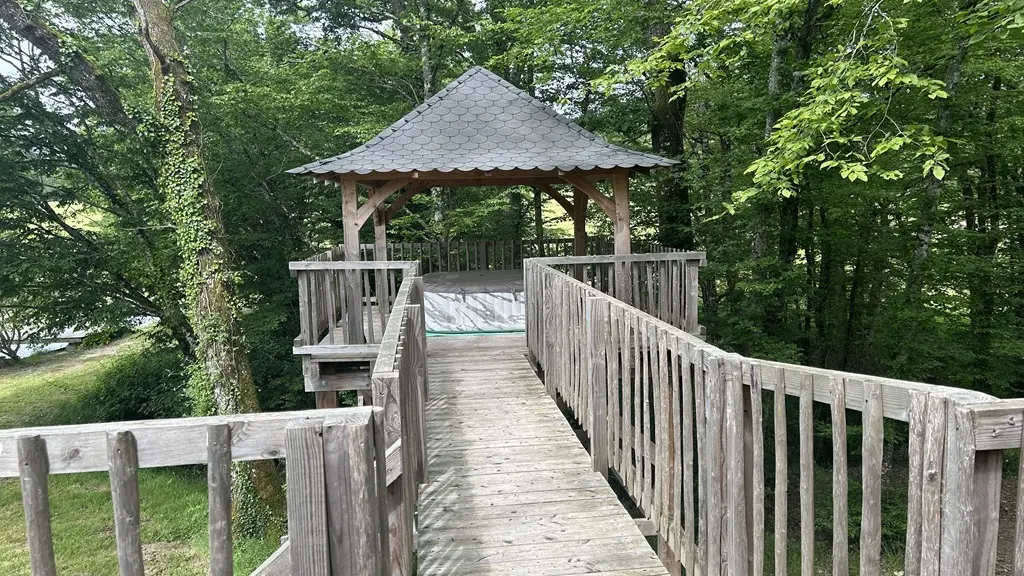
[0,0,135,131]
[910,32,969,292]
[649,21,693,251]
[967,75,1002,394]
[130,0,284,536]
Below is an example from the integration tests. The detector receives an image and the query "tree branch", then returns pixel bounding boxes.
[0,0,135,131]
[0,67,58,102]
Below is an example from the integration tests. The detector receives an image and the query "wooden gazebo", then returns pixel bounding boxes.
[288,66,677,268]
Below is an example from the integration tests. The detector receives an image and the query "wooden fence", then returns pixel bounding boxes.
[289,255,428,575]
[0,408,391,576]
[323,238,679,274]
[525,253,1014,576]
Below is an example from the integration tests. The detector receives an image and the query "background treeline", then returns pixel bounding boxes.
[1,0,1022,404]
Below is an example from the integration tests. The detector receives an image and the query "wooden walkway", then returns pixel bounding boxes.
[418,333,668,576]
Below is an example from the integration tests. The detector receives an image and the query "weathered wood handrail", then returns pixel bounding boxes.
[525,255,1012,576]
[0,407,391,576]
[289,252,428,576]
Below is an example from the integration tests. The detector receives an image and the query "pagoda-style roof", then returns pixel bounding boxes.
[288,67,676,177]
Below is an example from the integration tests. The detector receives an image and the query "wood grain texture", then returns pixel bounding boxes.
[859,381,883,576]
[799,374,814,576]
[17,436,56,576]
[0,407,375,478]
[107,431,145,576]
[323,415,380,576]
[773,366,788,576]
[419,334,663,576]
[207,424,233,576]
[285,420,330,576]
[749,363,765,576]
[830,377,849,576]
[920,395,947,575]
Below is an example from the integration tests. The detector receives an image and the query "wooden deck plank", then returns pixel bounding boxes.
[419,334,664,576]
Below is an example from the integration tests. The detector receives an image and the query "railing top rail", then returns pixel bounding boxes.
[527,251,707,266]
[289,260,420,271]
[373,276,416,376]
[0,407,376,477]
[527,258,996,423]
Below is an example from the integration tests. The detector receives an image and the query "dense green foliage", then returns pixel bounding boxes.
[1,0,1021,394]
[2,0,1022,559]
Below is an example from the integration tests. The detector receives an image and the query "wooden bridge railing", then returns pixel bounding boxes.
[324,238,679,274]
[527,252,706,336]
[290,255,428,575]
[0,407,392,576]
[525,254,1014,576]
[370,267,427,576]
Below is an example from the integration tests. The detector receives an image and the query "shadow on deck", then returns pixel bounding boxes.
[418,334,667,575]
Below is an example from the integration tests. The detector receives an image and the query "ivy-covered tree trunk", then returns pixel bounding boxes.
[130,0,284,536]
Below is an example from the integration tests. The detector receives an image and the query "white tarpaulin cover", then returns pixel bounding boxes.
[422,270,525,333]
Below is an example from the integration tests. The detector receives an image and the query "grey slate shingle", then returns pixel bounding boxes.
[288,67,677,176]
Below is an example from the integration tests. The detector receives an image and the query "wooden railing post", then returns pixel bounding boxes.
[323,414,381,576]
[206,424,233,576]
[285,419,330,576]
[586,296,609,478]
[17,435,56,576]
[107,431,145,576]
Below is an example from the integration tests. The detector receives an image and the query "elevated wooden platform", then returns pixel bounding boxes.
[418,333,667,576]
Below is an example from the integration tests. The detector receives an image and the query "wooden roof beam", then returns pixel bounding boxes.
[355,178,412,227]
[383,184,426,223]
[560,175,614,219]
[536,183,574,214]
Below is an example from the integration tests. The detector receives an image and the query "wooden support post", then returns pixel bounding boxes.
[285,419,330,576]
[586,297,609,478]
[107,431,145,576]
[611,172,631,301]
[315,391,339,409]
[17,435,57,576]
[373,207,387,263]
[572,188,588,281]
[207,424,233,576]
[341,178,365,345]
[323,415,380,576]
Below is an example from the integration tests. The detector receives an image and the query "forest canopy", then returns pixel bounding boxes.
[1,0,1022,401]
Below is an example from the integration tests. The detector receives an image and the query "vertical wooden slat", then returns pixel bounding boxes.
[830,377,849,576]
[694,348,708,576]
[939,403,976,576]
[207,424,233,576]
[1014,422,1024,576]
[649,322,662,527]
[657,328,671,537]
[972,448,1002,576]
[323,415,379,576]
[17,435,57,576]
[799,374,814,576]
[609,304,622,473]
[859,380,883,576]
[633,314,645,501]
[678,339,694,573]
[286,420,330,576]
[749,363,765,576]
[705,355,724,576]
[621,306,635,490]
[587,297,609,478]
[684,260,699,334]
[725,360,748,576]
[773,367,788,576]
[905,390,927,576]
[920,395,947,575]
[107,431,145,576]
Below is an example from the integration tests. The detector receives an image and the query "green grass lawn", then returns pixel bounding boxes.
[0,340,280,575]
